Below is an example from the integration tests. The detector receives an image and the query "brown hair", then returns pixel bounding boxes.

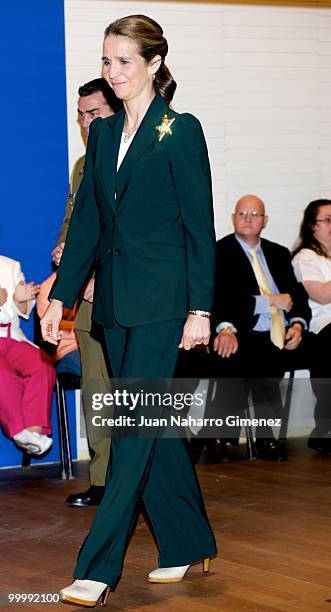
[104,14,177,104]
[292,199,331,258]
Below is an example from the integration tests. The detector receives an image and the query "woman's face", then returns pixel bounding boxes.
[102,34,159,102]
[312,204,331,250]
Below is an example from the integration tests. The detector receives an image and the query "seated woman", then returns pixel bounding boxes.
[36,272,81,378]
[0,255,55,455]
[292,199,331,453]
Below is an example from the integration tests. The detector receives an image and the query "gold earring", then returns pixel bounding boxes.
[152,74,156,80]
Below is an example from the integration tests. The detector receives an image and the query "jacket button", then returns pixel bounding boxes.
[114,248,121,256]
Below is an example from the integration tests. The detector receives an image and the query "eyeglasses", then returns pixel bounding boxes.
[315,216,331,225]
[236,211,265,220]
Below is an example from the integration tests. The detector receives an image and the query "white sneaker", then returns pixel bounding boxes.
[60,579,110,607]
[148,565,190,583]
[13,429,52,455]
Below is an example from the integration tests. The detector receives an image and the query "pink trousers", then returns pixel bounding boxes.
[0,338,56,438]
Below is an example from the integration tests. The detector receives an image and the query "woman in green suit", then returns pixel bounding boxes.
[41,14,217,607]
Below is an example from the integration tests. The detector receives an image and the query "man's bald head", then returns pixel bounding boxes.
[234,194,265,215]
[232,194,268,245]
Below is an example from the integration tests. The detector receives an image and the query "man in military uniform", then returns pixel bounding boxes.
[52,78,122,506]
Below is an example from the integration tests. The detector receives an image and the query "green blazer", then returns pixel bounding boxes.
[50,93,215,328]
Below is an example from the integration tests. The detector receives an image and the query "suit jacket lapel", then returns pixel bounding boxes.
[103,109,124,212]
[115,93,169,209]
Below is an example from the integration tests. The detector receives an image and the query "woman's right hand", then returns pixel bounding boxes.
[40,299,64,345]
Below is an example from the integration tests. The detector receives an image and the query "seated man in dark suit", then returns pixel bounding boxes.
[213,194,311,461]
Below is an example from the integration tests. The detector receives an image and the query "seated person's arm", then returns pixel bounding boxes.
[14,280,39,315]
[36,277,52,319]
[12,261,39,317]
[83,277,95,303]
[284,321,303,351]
[302,280,331,305]
[37,274,76,326]
[267,294,293,312]
[0,287,8,307]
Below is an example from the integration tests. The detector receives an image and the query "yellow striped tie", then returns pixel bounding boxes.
[249,248,285,350]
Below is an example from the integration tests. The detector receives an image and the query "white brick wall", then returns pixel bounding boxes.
[64,1,331,248]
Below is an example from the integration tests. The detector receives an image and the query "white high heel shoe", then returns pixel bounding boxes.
[60,579,110,607]
[148,557,210,583]
[13,429,52,455]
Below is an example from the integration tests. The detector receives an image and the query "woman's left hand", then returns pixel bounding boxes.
[179,314,210,350]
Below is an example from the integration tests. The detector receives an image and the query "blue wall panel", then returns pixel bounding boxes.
[0,1,78,467]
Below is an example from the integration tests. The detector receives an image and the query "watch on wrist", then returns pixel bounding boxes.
[221,324,237,334]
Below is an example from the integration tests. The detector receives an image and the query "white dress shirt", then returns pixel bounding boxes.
[117,131,137,171]
[292,248,331,335]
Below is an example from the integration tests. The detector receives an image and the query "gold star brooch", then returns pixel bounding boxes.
[155,114,175,141]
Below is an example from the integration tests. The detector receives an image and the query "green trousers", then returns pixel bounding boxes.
[74,319,217,589]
